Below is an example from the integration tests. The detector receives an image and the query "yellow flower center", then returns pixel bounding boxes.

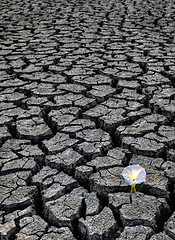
[131,168,143,181]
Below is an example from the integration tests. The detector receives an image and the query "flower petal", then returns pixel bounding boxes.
[121,167,132,178]
[132,179,144,185]
[131,165,144,171]
[122,175,133,185]
[137,168,146,182]
[131,165,144,180]
[121,165,137,178]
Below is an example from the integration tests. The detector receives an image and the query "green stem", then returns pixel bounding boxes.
[130,184,136,204]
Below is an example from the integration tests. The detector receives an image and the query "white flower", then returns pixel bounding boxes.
[121,165,146,186]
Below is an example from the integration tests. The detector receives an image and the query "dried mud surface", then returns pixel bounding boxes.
[0,0,175,239]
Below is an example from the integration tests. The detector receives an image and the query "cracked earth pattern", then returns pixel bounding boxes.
[0,0,175,239]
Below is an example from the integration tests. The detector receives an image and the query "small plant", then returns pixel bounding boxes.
[121,165,146,203]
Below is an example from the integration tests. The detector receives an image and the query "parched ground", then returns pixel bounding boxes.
[0,0,175,239]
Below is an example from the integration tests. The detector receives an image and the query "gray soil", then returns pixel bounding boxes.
[0,0,175,239]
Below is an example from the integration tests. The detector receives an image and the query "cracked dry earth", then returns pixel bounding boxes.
[0,0,175,239]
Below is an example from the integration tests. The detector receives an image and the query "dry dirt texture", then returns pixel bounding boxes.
[0,0,175,239]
